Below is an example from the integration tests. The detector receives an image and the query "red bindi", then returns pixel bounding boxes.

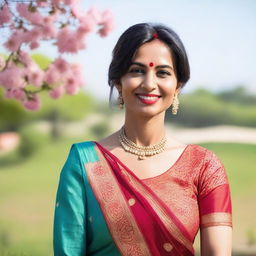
[153,33,158,39]
[149,62,154,67]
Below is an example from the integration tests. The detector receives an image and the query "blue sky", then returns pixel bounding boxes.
[78,0,256,99]
[1,0,256,99]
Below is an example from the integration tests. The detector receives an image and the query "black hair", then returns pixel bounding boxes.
[108,22,190,103]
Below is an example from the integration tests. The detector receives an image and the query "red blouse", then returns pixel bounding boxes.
[143,144,232,242]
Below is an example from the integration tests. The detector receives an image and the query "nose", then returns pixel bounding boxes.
[141,72,156,91]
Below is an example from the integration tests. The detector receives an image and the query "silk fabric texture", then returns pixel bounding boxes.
[54,141,232,255]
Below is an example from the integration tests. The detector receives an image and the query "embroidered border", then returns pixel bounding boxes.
[120,166,195,254]
[201,212,232,228]
[84,146,151,256]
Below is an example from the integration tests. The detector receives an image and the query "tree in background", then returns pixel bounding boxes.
[167,87,256,128]
[0,0,114,110]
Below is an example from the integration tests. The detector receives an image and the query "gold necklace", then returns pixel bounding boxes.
[118,126,167,160]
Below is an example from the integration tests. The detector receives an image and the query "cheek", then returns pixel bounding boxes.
[122,77,142,92]
[160,79,177,95]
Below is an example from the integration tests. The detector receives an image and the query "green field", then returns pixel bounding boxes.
[0,140,255,255]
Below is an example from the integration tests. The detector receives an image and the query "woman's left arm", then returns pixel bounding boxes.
[198,150,233,256]
[200,226,232,256]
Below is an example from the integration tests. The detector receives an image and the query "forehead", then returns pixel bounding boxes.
[132,40,174,65]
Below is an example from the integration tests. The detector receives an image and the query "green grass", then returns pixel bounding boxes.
[0,141,255,255]
[199,143,256,196]
[197,143,256,253]
[0,136,88,256]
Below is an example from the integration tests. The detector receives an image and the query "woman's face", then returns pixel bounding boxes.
[117,39,179,118]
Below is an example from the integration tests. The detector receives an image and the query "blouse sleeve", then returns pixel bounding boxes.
[53,144,87,255]
[198,150,232,229]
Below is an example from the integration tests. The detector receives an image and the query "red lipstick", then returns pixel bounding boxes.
[136,94,160,105]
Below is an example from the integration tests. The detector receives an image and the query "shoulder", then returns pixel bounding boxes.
[188,144,208,153]
[73,141,95,151]
[96,131,121,152]
[184,144,209,162]
[70,140,101,164]
[188,144,218,161]
[65,141,94,159]
[192,145,227,181]
[183,144,225,173]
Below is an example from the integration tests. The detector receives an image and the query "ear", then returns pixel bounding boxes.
[175,86,181,96]
[115,83,122,94]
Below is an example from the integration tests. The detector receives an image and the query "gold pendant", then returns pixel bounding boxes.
[138,155,146,160]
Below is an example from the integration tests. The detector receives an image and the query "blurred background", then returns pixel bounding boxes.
[0,0,256,255]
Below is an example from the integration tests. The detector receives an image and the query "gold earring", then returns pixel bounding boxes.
[172,94,179,115]
[118,94,124,109]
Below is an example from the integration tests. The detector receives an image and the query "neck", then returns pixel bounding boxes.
[123,111,166,146]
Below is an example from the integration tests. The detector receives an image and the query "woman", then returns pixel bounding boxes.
[54,23,232,256]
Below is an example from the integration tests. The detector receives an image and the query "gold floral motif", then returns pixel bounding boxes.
[163,242,173,252]
[128,198,136,206]
[121,166,194,254]
[84,146,152,256]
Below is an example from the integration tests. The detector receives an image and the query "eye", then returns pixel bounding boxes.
[157,70,171,77]
[129,68,145,74]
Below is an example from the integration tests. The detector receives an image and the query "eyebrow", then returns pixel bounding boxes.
[130,62,174,71]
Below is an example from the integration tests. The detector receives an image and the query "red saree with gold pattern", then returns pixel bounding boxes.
[83,142,232,256]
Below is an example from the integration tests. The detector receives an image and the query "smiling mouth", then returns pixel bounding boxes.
[135,94,161,104]
[135,93,161,100]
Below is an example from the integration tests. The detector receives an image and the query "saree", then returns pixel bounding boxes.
[54,141,232,256]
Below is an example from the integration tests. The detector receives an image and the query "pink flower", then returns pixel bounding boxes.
[23,28,42,43]
[65,75,80,95]
[70,63,84,87]
[26,64,45,87]
[98,10,115,37]
[53,57,69,73]
[16,3,43,24]
[63,0,80,6]
[30,41,40,50]
[79,13,96,34]
[57,27,86,53]
[23,95,41,111]
[5,89,15,99]
[71,4,84,19]
[49,86,65,99]
[19,53,45,87]
[0,4,12,25]
[0,56,5,70]
[19,51,33,67]
[64,63,84,94]
[16,3,30,18]
[88,6,102,23]
[0,1,115,112]
[5,88,26,101]
[36,0,49,7]
[56,27,73,53]
[101,9,114,23]
[0,67,25,89]
[52,0,62,6]
[44,65,61,84]
[39,15,57,39]
[4,30,23,52]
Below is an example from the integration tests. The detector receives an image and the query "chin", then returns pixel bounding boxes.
[127,107,165,118]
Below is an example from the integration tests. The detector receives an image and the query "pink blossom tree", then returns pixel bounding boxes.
[0,0,115,111]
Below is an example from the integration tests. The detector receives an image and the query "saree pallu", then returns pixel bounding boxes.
[54,141,232,256]
[87,142,195,256]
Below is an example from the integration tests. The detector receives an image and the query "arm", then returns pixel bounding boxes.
[53,144,87,256]
[200,226,232,256]
[198,150,233,256]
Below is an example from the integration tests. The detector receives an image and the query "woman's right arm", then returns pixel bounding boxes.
[54,144,87,256]
[200,226,232,256]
